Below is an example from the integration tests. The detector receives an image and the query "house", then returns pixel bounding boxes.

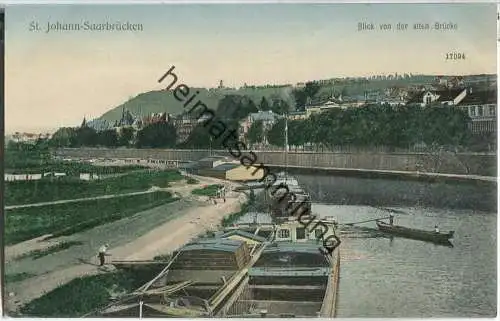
[197,163,265,181]
[406,88,467,106]
[197,162,239,179]
[174,114,198,143]
[11,132,40,144]
[287,111,308,120]
[378,97,406,107]
[116,108,138,128]
[305,97,344,117]
[457,89,497,134]
[142,112,170,127]
[240,111,278,143]
[87,119,112,132]
[197,156,232,169]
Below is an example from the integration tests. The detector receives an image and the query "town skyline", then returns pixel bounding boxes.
[6,3,497,133]
[6,72,497,135]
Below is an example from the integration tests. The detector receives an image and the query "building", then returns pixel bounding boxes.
[174,114,198,143]
[378,97,406,107]
[87,119,112,132]
[287,111,308,120]
[456,89,497,134]
[11,132,49,144]
[305,97,344,117]
[406,88,467,107]
[197,163,266,181]
[116,108,137,127]
[142,112,170,127]
[240,111,278,143]
[198,156,233,169]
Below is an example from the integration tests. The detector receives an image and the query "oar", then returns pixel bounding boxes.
[343,216,390,226]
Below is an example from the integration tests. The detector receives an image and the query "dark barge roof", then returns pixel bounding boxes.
[180,238,245,252]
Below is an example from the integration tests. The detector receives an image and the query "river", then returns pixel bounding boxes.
[299,174,497,317]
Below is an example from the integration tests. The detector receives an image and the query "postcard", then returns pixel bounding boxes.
[3,2,497,318]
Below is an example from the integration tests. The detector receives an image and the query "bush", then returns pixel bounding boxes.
[19,270,152,317]
[191,184,223,197]
[186,177,199,184]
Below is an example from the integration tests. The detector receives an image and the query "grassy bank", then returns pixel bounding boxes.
[6,191,177,245]
[6,162,147,176]
[221,191,255,227]
[5,170,183,206]
[18,269,155,317]
[191,184,223,197]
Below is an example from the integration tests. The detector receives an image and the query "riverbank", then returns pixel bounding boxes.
[4,175,247,315]
[267,165,497,185]
[55,148,496,177]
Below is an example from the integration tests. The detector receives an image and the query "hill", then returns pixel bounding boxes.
[98,86,295,123]
[98,74,496,124]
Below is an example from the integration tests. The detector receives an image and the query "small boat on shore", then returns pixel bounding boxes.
[376,221,454,244]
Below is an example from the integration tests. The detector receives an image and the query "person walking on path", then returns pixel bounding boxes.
[98,244,109,266]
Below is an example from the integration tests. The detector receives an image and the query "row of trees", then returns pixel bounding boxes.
[49,122,178,149]
[246,104,473,150]
[47,93,481,151]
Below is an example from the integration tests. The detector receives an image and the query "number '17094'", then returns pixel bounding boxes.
[446,52,466,60]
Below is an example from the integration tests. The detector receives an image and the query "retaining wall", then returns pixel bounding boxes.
[55,148,496,177]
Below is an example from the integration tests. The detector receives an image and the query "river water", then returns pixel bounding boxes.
[298,174,497,317]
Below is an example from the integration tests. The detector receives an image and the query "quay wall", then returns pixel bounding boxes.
[55,148,496,177]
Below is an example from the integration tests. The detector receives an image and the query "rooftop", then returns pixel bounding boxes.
[211,163,240,172]
[249,111,278,122]
[458,90,497,105]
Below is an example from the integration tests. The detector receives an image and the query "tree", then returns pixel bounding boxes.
[97,129,119,147]
[49,127,77,147]
[136,122,177,148]
[271,99,290,114]
[288,120,307,150]
[247,120,264,146]
[268,119,286,148]
[293,81,321,110]
[259,97,271,111]
[72,126,98,147]
[292,89,308,110]
[182,124,212,149]
[303,81,321,100]
[118,127,135,147]
[217,95,258,121]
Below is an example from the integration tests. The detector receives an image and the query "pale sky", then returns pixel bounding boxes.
[5,3,497,133]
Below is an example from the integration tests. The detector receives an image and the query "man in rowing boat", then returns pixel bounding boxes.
[434,225,440,233]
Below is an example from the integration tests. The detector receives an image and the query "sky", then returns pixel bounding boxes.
[5,3,497,133]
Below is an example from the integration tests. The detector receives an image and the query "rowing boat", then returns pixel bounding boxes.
[376,221,454,244]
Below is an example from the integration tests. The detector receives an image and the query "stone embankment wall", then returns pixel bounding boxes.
[55,148,496,177]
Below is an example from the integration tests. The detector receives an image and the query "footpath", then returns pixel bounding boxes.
[4,176,245,313]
